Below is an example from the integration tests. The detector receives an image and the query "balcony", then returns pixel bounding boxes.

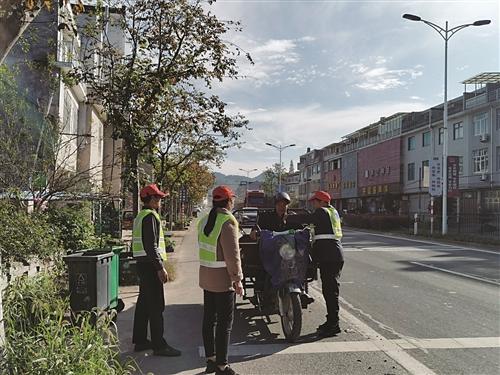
[465,93,488,109]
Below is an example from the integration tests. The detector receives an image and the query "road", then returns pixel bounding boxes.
[118,224,500,375]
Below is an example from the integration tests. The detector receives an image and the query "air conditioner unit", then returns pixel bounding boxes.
[480,173,489,182]
[479,133,490,142]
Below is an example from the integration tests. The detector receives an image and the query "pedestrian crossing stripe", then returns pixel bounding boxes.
[198,337,500,357]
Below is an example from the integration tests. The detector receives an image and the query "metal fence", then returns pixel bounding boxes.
[409,212,500,241]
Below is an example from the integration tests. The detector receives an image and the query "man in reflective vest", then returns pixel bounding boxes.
[308,190,344,338]
[132,183,181,357]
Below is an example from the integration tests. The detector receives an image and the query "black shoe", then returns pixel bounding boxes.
[153,343,182,357]
[300,293,314,308]
[134,340,153,352]
[317,325,341,338]
[215,366,238,375]
[206,360,217,374]
[316,321,330,332]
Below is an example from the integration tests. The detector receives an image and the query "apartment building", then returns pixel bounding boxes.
[401,76,500,215]
[6,3,125,197]
[298,148,324,208]
[296,74,500,217]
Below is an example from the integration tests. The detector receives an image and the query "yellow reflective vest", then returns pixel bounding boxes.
[132,209,167,260]
[198,212,237,268]
[314,206,343,241]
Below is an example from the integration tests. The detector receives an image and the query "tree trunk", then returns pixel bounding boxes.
[130,153,140,217]
[169,192,174,231]
[0,8,42,65]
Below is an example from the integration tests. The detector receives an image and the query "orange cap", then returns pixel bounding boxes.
[212,185,236,201]
[140,184,168,198]
[308,190,331,203]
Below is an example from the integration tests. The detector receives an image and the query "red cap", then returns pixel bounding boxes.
[212,185,236,201]
[140,184,167,199]
[308,190,331,203]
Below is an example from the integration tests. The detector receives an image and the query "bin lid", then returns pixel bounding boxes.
[63,251,113,262]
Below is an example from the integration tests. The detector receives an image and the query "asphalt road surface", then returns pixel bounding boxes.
[121,226,500,375]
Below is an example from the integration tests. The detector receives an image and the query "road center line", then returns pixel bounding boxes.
[410,261,500,286]
[309,286,437,375]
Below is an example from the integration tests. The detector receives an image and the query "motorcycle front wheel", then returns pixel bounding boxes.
[279,291,302,342]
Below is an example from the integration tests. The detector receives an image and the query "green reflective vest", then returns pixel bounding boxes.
[314,206,343,241]
[198,212,237,268]
[132,209,167,261]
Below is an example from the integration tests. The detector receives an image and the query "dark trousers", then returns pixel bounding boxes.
[202,290,235,366]
[132,262,167,350]
[319,261,344,325]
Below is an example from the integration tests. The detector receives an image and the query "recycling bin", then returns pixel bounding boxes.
[64,251,113,312]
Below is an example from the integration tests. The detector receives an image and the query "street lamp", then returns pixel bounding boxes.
[239,168,258,201]
[402,13,490,235]
[265,142,296,192]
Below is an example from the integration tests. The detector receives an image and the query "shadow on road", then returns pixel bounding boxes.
[117,299,319,374]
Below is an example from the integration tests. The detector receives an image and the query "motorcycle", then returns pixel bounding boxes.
[240,227,317,342]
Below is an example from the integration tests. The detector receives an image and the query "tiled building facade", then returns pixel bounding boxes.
[297,76,500,216]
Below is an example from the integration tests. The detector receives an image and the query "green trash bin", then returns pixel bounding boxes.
[108,246,125,313]
[64,251,113,312]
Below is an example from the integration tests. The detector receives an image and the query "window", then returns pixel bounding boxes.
[453,122,463,140]
[497,108,500,130]
[458,156,464,175]
[408,136,416,151]
[408,163,415,181]
[473,112,488,136]
[438,127,444,145]
[422,131,431,147]
[473,148,488,173]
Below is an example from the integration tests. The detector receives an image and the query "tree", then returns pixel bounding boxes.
[72,0,250,216]
[0,64,104,210]
[0,0,84,65]
[262,163,288,197]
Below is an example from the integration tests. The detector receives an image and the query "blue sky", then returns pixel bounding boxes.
[209,0,499,175]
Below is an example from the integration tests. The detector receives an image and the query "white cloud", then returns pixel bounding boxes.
[220,100,432,174]
[350,56,423,91]
[216,35,319,89]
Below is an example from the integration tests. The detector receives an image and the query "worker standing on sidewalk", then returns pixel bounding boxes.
[199,185,243,375]
[132,183,181,357]
[308,191,344,338]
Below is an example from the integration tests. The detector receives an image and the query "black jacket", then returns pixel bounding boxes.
[256,210,303,232]
[310,206,344,263]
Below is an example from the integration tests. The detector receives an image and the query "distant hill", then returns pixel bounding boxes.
[212,172,265,189]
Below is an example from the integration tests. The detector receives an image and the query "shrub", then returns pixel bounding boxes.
[47,203,101,252]
[1,271,136,375]
[0,201,62,266]
[343,214,408,231]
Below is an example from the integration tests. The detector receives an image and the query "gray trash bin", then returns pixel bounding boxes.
[64,251,113,312]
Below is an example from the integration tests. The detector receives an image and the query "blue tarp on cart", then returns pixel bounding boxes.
[259,229,312,288]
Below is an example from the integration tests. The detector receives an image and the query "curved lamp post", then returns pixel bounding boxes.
[265,143,296,192]
[402,13,490,235]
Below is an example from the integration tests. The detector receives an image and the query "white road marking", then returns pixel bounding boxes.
[198,337,500,357]
[410,261,500,286]
[345,229,500,255]
[309,287,437,375]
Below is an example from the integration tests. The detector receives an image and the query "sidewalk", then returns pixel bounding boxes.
[116,221,405,375]
[117,222,208,374]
